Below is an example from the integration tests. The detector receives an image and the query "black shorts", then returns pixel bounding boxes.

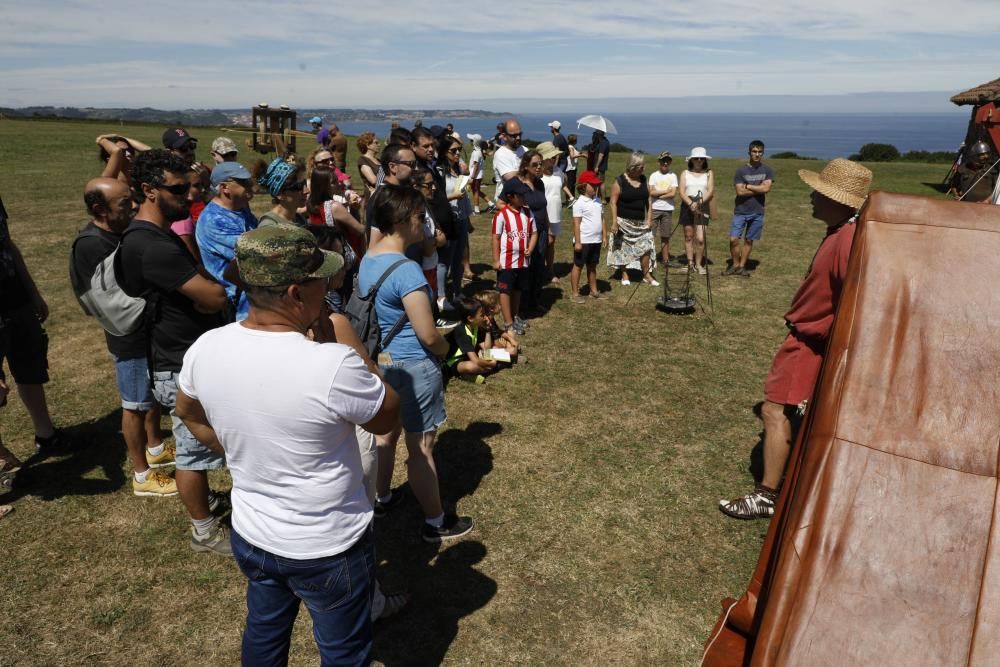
[0,303,50,384]
[496,267,530,294]
[573,242,602,267]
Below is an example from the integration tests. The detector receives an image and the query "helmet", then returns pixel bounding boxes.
[969,140,991,156]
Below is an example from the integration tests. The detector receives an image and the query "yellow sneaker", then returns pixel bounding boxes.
[133,469,178,497]
[146,443,176,468]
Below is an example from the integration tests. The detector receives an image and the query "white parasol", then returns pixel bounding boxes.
[576,114,618,135]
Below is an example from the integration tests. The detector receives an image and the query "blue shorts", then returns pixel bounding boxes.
[730,213,765,241]
[380,356,446,433]
[112,354,154,411]
[152,371,226,471]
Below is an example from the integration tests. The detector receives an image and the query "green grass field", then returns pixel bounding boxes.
[0,118,950,666]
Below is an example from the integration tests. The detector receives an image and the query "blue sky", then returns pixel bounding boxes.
[2,0,999,112]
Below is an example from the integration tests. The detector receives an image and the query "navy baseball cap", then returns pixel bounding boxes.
[500,178,530,199]
[162,128,197,150]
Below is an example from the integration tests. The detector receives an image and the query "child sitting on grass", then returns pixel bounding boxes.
[473,289,520,362]
[444,298,499,384]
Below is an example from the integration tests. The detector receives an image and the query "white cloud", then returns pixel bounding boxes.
[2,1,999,107]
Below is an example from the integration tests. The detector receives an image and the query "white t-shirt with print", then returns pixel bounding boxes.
[178,323,385,560]
[469,147,486,180]
[647,170,678,212]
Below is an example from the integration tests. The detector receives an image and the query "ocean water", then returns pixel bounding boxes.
[333,111,969,159]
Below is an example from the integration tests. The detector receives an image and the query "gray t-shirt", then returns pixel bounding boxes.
[733,163,775,216]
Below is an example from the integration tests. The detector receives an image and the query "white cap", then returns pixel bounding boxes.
[547,120,561,130]
[466,133,482,143]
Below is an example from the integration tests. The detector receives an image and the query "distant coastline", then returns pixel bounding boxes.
[0,106,509,127]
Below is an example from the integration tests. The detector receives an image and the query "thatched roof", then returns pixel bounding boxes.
[951,78,1000,106]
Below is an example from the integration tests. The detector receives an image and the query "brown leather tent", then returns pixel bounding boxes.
[703,191,1000,666]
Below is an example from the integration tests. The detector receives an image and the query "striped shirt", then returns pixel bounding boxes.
[492,206,536,269]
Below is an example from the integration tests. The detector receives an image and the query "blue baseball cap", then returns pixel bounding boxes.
[309,116,323,124]
[210,161,252,187]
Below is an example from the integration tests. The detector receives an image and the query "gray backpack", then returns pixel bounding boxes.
[69,226,147,337]
[344,258,409,357]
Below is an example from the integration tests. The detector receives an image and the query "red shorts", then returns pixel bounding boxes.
[763,333,825,407]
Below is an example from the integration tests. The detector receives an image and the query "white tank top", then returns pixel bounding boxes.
[683,170,710,198]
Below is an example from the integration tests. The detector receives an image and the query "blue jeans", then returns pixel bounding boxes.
[231,527,375,667]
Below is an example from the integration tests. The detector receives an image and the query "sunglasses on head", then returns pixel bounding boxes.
[157,182,191,195]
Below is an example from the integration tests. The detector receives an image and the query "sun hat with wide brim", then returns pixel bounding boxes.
[798,158,873,210]
[535,141,562,160]
[687,147,711,161]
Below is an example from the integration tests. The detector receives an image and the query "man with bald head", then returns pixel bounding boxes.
[71,178,177,496]
[493,119,526,193]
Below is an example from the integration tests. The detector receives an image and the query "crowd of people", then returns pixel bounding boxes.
[0,111,904,663]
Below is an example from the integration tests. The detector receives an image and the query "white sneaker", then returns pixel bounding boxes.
[621,278,631,286]
[645,278,660,286]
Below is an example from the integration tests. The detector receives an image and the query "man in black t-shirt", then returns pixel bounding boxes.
[0,196,64,458]
[118,151,231,555]
[72,178,177,497]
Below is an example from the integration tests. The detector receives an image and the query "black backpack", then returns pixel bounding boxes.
[344,258,409,358]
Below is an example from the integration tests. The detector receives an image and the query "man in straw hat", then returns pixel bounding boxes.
[175,224,400,664]
[719,158,872,520]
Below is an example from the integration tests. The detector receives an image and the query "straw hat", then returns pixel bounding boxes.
[535,141,562,160]
[797,158,873,210]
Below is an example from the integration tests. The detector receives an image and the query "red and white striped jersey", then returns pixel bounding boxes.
[492,206,536,269]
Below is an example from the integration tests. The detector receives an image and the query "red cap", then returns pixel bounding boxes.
[578,170,602,186]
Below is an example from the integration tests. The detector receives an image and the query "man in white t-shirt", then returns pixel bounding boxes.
[492,118,527,198]
[175,225,400,666]
[647,151,680,271]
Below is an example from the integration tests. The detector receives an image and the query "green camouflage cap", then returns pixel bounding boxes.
[236,224,344,287]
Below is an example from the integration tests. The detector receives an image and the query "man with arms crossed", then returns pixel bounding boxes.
[176,225,400,666]
[727,140,774,277]
[118,150,231,553]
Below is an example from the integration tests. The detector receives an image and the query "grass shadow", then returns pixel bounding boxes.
[7,409,126,502]
[372,421,499,666]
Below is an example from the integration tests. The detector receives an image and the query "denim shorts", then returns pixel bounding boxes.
[112,354,153,411]
[379,356,446,433]
[730,213,765,241]
[152,371,225,471]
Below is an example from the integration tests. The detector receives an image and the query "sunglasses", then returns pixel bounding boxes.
[419,181,437,190]
[157,182,191,195]
[448,148,461,154]
[529,161,542,168]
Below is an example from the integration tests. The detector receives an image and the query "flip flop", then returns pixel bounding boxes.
[0,505,14,520]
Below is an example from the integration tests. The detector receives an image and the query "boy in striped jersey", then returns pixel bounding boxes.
[492,179,538,336]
